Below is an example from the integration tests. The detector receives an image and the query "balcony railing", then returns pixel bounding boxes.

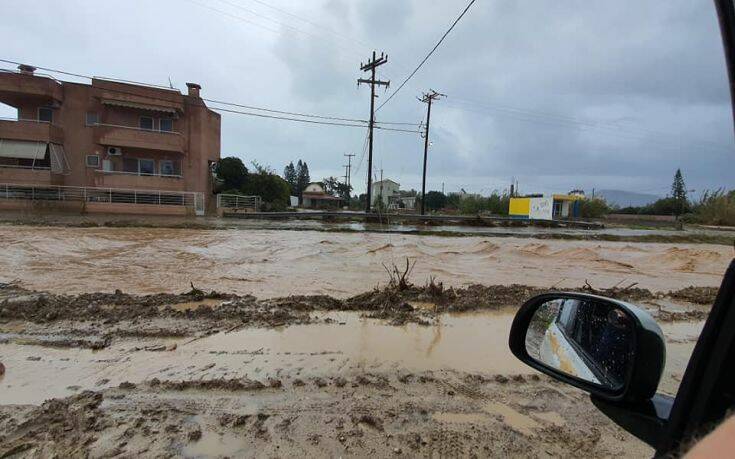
[96,170,182,179]
[0,183,204,215]
[0,70,64,104]
[0,117,64,143]
[93,122,184,153]
[0,164,50,171]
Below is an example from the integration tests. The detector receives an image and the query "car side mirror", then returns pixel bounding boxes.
[509,292,666,402]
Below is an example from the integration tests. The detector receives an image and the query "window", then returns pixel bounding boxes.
[139,116,154,130]
[38,107,53,123]
[139,159,155,175]
[85,112,99,126]
[160,159,175,175]
[123,157,139,173]
[159,118,173,132]
[85,154,100,168]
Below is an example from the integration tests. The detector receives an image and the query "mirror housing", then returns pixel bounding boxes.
[509,292,666,402]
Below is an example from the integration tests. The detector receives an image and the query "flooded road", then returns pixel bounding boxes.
[0,310,697,405]
[0,225,730,298]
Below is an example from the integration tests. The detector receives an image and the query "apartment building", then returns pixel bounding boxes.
[0,64,221,215]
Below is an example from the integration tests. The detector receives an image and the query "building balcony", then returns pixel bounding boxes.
[94,124,185,153]
[0,71,64,107]
[0,119,64,144]
[93,170,185,192]
[0,165,53,186]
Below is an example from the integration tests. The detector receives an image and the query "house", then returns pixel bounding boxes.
[301,182,342,209]
[371,179,400,208]
[509,193,584,220]
[0,64,220,215]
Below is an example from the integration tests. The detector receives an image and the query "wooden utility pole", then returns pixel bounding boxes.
[343,153,355,189]
[358,51,389,213]
[419,90,444,215]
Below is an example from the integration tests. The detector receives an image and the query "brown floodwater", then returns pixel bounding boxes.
[0,226,730,298]
[0,310,700,405]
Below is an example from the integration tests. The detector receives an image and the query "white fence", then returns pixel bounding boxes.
[216,193,261,211]
[0,183,204,215]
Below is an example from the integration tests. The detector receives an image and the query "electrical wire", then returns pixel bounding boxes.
[0,59,417,131]
[376,0,477,112]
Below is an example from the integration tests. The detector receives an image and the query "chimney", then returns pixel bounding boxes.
[18,64,36,75]
[186,82,201,98]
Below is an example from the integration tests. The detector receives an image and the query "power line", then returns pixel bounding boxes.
[376,0,476,112]
[0,59,418,131]
[203,97,367,123]
[242,0,373,50]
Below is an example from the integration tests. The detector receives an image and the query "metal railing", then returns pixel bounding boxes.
[95,170,183,179]
[0,183,204,215]
[216,193,261,211]
[0,116,56,124]
[90,122,181,135]
[0,164,51,171]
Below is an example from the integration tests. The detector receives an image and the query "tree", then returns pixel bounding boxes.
[323,176,352,200]
[295,160,311,197]
[423,191,447,211]
[671,168,689,217]
[283,162,297,194]
[214,157,248,191]
[242,161,290,210]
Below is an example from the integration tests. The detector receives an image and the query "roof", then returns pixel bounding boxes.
[374,179,400,187]
[302,192,341,200]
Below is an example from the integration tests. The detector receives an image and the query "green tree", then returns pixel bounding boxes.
[214,157,248,191]
[424,191,447,211]
[671,168,689,217]
[295,160,311,198]
[242,161,290,210]
[322,176,352,200]
[578,198,611,218]
[283,162,297,194]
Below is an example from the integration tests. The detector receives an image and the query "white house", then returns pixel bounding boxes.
[371,179,400,208]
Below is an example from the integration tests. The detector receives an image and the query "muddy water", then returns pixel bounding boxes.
[0,310,700,405]
[0,226,730,298]
[0,310,526,405]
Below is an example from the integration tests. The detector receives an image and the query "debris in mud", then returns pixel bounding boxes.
[0,274,712,341]
[667,286,719,305]
[151,378,270,392]
[0,361,4,375]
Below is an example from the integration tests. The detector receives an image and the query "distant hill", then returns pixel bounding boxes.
[593,189,661,208]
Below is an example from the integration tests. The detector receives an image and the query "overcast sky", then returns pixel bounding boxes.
[1,0,733,197]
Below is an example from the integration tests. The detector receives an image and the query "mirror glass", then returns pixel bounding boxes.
[525,297,634,390]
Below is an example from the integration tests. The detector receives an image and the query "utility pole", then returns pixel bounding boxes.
[343,153,355,189]
[419,90,445,215]
[358,51,389,213]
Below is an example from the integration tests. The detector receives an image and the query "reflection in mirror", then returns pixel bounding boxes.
[525,297,634,390]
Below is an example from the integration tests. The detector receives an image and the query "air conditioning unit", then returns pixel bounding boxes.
[107,146,122,156]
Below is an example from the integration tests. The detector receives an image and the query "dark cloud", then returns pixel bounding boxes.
[1,0,733,196]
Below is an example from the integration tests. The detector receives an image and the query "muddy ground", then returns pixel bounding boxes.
[0,223,724,457]
[0,278,710,457]
[0,371,653,458]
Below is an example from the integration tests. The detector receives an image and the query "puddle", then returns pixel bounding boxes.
[182,428,250,458]
[0,310,705,405]
[484,402,540,435]
[0,310,528,405]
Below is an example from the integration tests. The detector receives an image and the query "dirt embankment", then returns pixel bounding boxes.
[0,277,716,344]
[0,370,654,458]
